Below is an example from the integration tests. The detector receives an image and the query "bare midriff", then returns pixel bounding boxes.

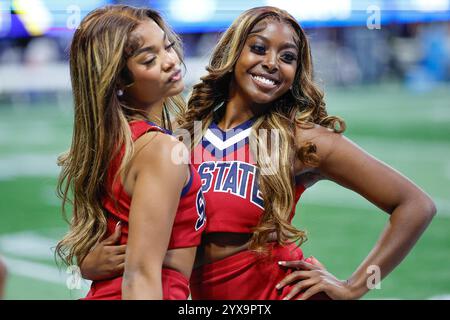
[163,246,198,279]
[194,232,280,268]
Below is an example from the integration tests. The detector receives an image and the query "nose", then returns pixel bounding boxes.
[262,52,278,73]
[162,50,177,72]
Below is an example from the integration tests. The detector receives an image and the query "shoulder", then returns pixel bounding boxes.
[294,122,342,165]
[295,122,337,143]
[133,131,189,174]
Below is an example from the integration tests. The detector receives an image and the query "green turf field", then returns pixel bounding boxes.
[1,83,449,299]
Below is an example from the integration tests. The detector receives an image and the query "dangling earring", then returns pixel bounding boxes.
[213,101,225,113]
[212,101,225,123]
[117,89,123,97]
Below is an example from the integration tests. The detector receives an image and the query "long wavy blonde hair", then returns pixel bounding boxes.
[56,5,185,266]
[179,6,346,253]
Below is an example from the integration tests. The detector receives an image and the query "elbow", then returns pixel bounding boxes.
[413,194,437,224]
[394,194,437,226]
[425,197,437,220]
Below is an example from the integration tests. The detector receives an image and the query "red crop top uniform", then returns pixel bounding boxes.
[83,120,206,300]
[189,118,328,300]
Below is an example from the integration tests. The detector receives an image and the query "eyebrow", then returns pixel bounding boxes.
[133,32,168,57]
[248,34,298,51]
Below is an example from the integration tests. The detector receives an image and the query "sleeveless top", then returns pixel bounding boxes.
[102,120,206,249]
[191,118,305,234]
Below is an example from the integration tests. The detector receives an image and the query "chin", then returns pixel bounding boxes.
[245,87,283,106]
[168,84,185,97]
[249,93,278,105]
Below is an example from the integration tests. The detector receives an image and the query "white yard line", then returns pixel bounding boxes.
[0,231,57,259]
[0,154,59,180]
[2,255,66,285]
[0,231,90,291]
[2,255,92,297]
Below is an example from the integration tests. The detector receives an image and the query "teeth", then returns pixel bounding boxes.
[252,75,276,86]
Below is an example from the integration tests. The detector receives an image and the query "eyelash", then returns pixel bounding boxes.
[165,41,176,50]
[250,44,266,54]
[143,42,176,65]
[250,44,297,64]
[282,53,296,63]
[143,57,156,66]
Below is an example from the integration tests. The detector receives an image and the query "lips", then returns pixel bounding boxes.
[168,69,182,82]
[249,72,280,89]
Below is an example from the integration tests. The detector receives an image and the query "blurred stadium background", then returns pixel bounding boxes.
[0,0,449,299]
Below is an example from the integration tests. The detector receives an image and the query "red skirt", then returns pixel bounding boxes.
[190,243,330,300]
[83,268,189,300]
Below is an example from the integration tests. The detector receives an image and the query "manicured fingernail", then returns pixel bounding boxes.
[116,221,121,227]
[276,283,281,289]
[278,261,285,265]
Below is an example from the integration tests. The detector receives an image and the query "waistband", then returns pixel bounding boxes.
[83,267,189,300]
[162,267,189,285]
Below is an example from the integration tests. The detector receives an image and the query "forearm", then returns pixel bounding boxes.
[79,252,110,281]
[347,199,436,299]
[122,270,163,300]
[79,255,99,280]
